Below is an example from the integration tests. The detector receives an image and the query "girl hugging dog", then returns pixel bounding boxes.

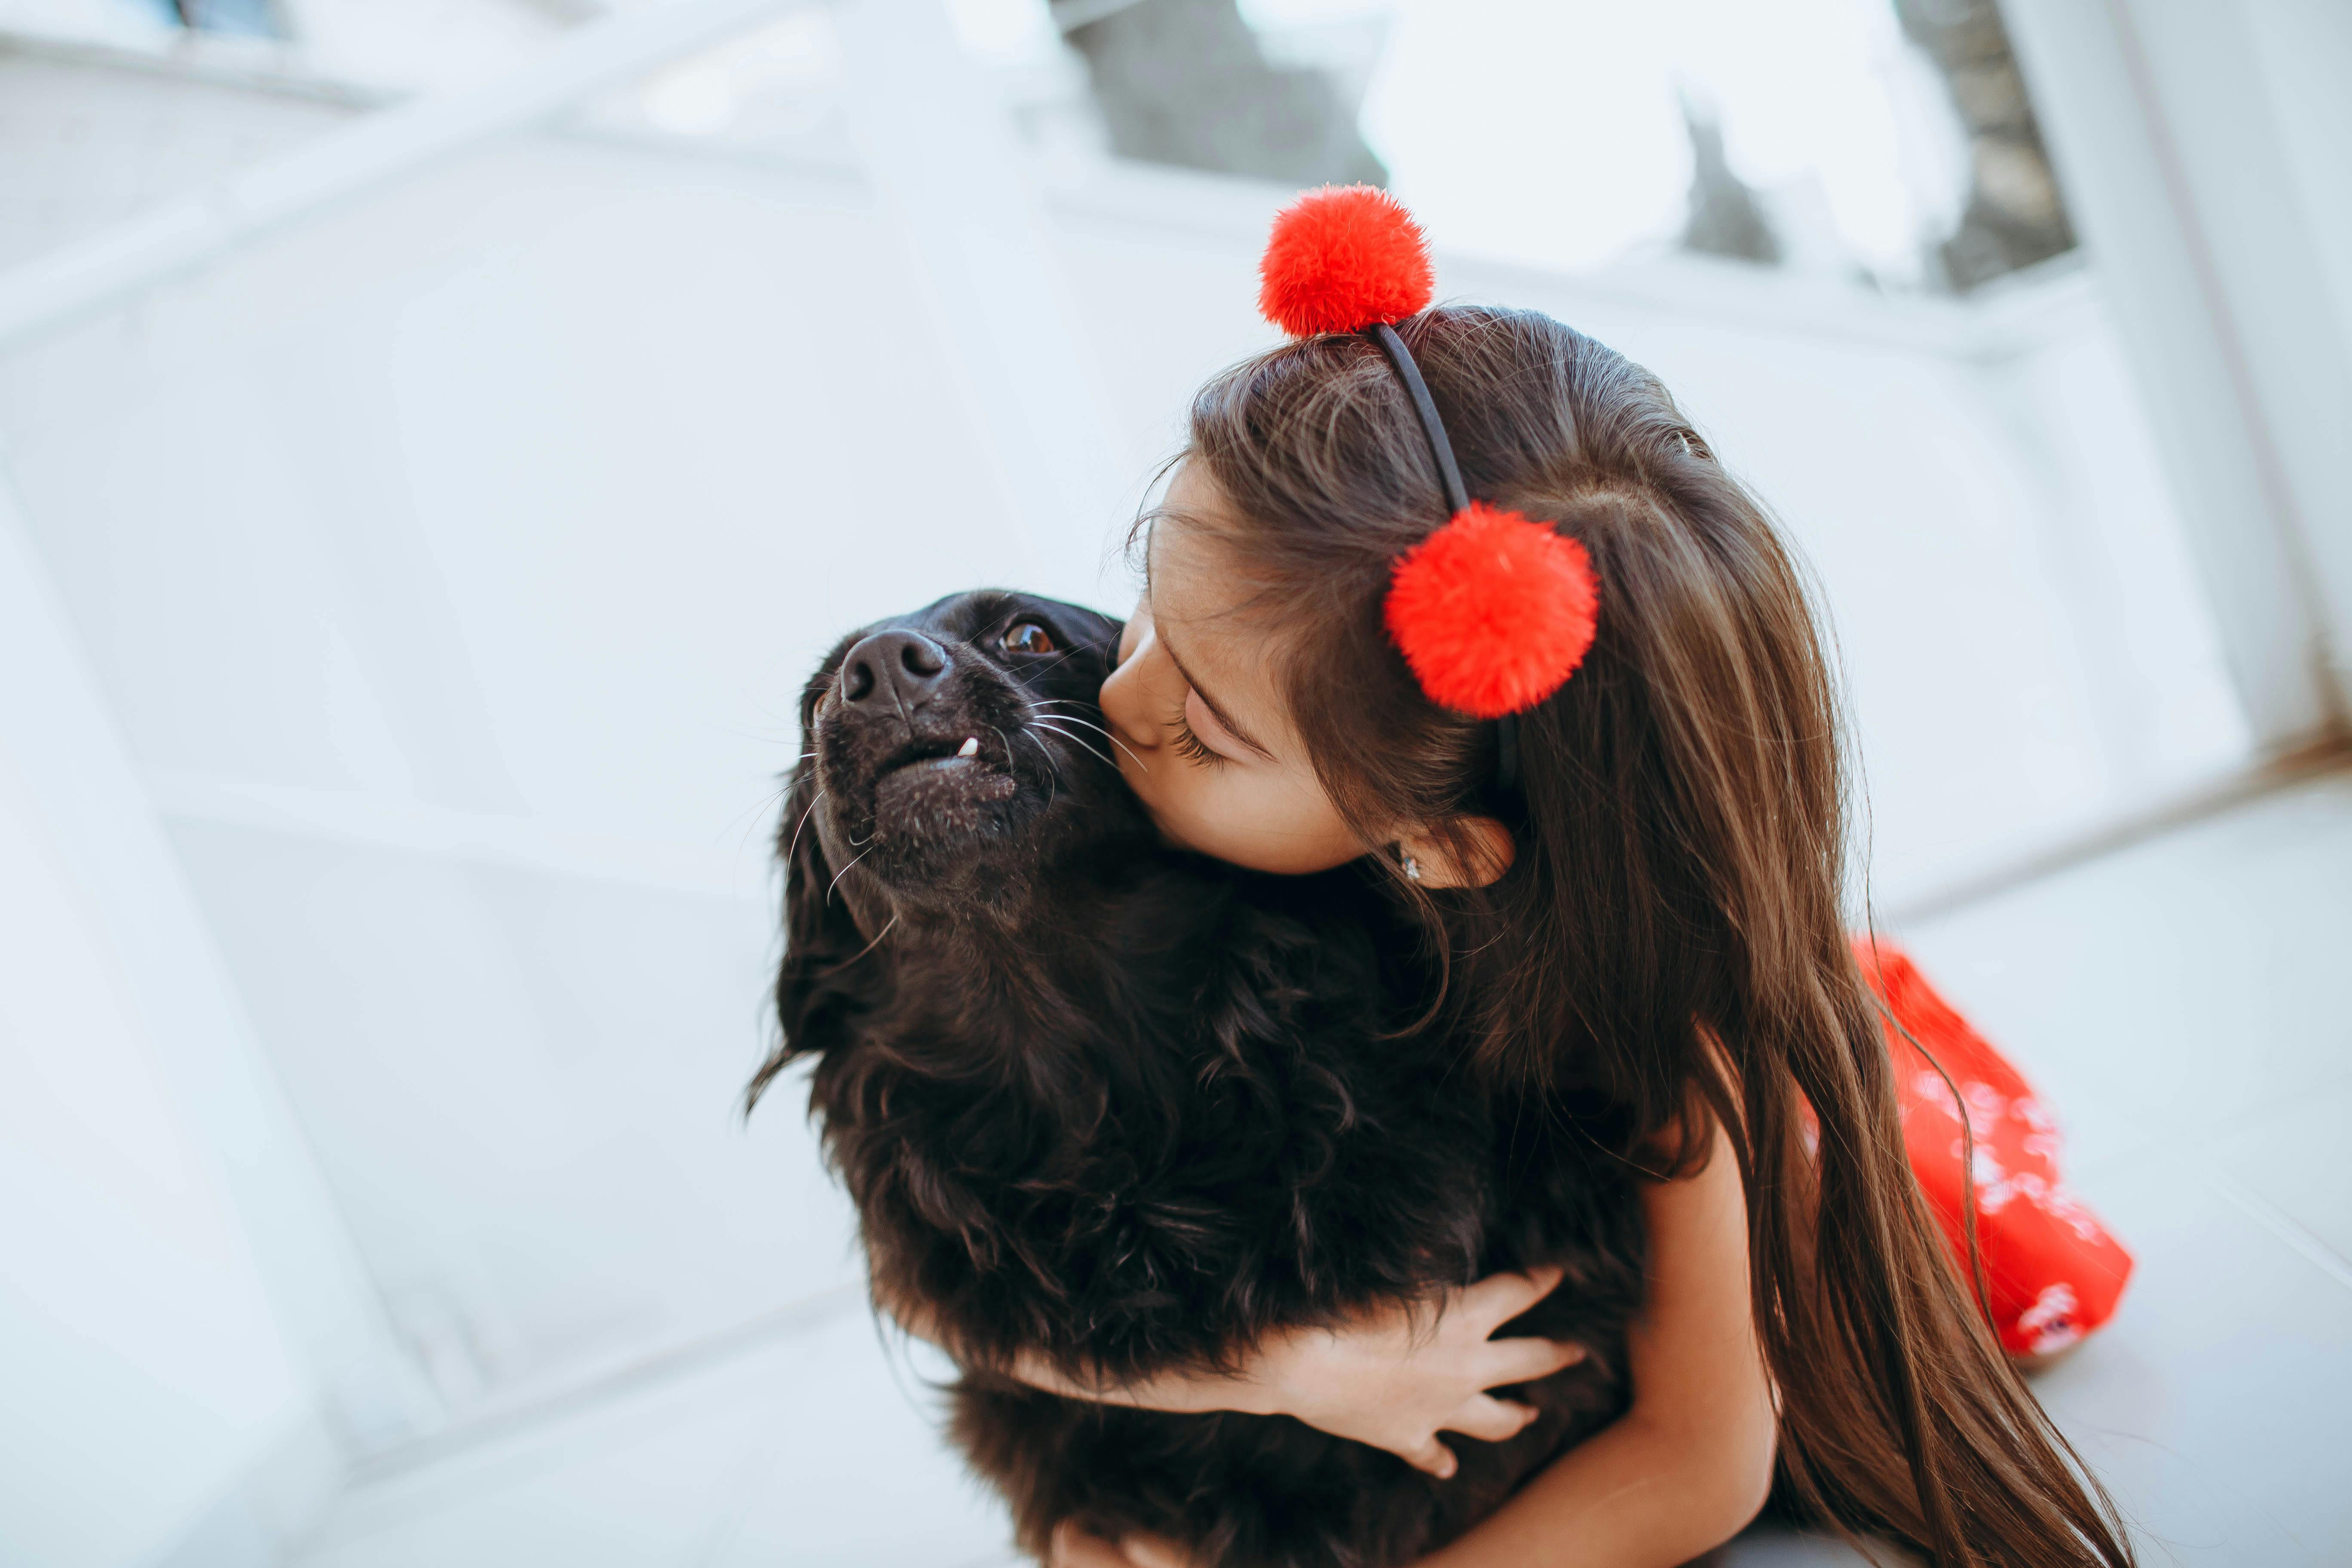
[799,188,2139,1568]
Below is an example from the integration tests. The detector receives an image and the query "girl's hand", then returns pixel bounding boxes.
[1048,1522,1194,1568]
[1246,1265,1586,1478]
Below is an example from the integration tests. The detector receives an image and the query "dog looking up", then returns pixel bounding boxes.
[751,589,1645,1568]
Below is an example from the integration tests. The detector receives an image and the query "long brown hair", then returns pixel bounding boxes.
[1176,306,2133,1567]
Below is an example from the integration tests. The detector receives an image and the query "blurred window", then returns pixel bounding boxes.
[957,0,2073,292]
[130,0,281,37]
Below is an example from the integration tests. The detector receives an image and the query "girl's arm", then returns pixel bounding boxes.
[1044,1109,1779,1568]
[1023,1267,1588,1465]
[1412,1110,1778,1568]
[878,1265,1591,1470]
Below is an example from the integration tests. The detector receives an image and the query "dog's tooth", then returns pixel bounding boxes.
[956,736,980,758]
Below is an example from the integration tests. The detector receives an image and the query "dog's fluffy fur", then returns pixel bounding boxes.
[755,591,1646,1568]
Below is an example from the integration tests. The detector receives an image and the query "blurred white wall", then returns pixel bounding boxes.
[0,474,407,1568]
[0,8,2309,1557]
[0,661,303,1568]
[2006,0,2352,751]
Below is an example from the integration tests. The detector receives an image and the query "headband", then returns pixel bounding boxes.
[1256,186,1600,795]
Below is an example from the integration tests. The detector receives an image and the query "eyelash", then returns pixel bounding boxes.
[1167,700,1229,769]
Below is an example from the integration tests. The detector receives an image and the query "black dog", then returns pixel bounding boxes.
[753,590,1646,1568]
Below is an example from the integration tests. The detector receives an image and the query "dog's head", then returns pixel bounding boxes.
[761,590,1143,1084]
[799,588,1139,903]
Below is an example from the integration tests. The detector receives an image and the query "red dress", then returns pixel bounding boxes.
[1854,939,2135,1356]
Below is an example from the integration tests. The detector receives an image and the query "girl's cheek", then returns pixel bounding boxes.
[1172,768,1246,845]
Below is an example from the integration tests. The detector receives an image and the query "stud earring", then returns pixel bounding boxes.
[1395,846,1423,882]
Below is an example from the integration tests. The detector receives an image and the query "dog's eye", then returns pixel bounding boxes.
[1000,622,1057,655]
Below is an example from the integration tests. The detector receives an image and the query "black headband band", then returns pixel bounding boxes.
[1364,322,1522,797]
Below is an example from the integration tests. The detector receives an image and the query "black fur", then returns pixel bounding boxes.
[759,590,1646,1568]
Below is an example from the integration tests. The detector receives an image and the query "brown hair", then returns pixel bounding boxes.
[1174,306,2133,1567]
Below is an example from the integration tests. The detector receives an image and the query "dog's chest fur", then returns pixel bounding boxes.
[804,857,1647,1568]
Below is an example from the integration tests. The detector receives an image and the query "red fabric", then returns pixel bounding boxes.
[1384,502,1601,717]
[1854,938,2135,1355]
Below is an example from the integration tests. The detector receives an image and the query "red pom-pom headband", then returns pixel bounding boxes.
[1256,186,1601,787]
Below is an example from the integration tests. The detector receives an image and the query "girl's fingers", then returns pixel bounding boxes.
[1460,1264,1564,1330]
[1118,1532,1194,1568]
[1478,1334,1589,1387]
[1399,1434,1459,1479]
[1443,1393,1540,1442]
[1050,1521,1131,1568]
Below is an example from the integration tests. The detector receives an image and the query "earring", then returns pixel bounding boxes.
[1394,845,1423,882]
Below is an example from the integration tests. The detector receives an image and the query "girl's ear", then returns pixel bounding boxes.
[748,760,876,1110]
[1395,815,1516,889]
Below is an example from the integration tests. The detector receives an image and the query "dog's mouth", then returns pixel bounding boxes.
[876,731,998,781]
[855,726,1022,826]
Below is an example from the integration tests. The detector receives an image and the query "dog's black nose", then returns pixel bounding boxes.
[840,630,950,712]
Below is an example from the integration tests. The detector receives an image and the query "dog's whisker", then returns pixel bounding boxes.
[1020,646,1093,682]
[813,912,897,978]
[1028,702,1121,736]
[785,787,828,866]
[1017,729,1061,809]
[1021,728,1063,790]
[1028,705,1111,735]
[726,780,793,848]
[1029,718,1114,768]
[826,843,876,903]
[1034,725,1114,770]
[1060,722,1147,774]
[1052,739,1116,771]
[1028,710,1147,774]
[1024,700,1114,734]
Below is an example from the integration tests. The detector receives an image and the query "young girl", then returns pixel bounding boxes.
[976,189,2136,1568]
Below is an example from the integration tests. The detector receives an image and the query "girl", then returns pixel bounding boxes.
[986,189,2135,1568]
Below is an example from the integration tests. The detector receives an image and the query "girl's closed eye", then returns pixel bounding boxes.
[1167,693,1231,768]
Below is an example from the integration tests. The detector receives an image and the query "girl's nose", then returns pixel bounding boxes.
[1099,660,1160,754]
[1099,672,1147,746]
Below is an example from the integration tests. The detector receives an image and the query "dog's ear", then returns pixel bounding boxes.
[748,748,877,1110]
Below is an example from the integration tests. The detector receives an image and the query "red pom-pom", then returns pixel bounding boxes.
[1258,185,1434,337]
[1384,503,1599,718]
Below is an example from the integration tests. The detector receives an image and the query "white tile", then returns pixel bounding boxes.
[299,1338,816,1568]
[1723,1123,2352,1568]
[2209,1078,2352,1271]
[1889,775,2352,1564]
[1895,775,2352,1170]
[2033,1146,2352,1565]
[300,1415,764,1568]
[703,1311,1017,1568]
[1710,1526,1912,1566]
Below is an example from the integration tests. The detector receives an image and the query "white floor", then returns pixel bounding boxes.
[291,772,2352,1568]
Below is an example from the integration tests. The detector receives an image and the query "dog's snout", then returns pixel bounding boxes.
[841,630,950,712]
